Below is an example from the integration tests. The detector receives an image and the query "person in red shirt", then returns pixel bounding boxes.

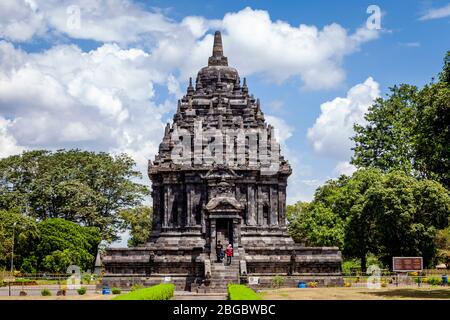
[226,244,233,265]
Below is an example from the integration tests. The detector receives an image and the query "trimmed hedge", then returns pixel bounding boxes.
[112,287,121,294]
[426,277,442,286]
[77,287,87,295]
[112,283,175,300]
[228,284,261,300]
[41,288,51,296]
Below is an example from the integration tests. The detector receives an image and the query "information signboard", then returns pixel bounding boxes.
[392,257,423,272]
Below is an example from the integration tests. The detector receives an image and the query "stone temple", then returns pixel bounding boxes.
[102,31,342,291]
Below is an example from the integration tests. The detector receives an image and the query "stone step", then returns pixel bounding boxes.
[210,257,241,289]
[211,276,239,281]
[211,267,239,272]
[207,284,239,289]
[212,262,240,267]
[212,263,240,266]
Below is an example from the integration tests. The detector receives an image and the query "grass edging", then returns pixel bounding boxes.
[112,283,174,300]
[228,284,261,300]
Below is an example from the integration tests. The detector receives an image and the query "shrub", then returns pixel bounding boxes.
[426,277,442,286]
[413,277,423,284]
[112,287,121,294]
[307,281,318,288]
[77,287,87,295]
[41,288,51,296]
[113,284,174,300]
[228,284,261,300]
[82,274,92,284]
[131,283,144,291]
[342,259,361,275]
[271,275,285,288]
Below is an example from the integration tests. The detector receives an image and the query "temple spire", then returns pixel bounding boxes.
[187,77,194,95]
[208,31,228,66]
[212,31,223,57]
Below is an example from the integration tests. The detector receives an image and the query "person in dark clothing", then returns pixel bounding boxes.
[215,241,223,262]
[226,244,233,265]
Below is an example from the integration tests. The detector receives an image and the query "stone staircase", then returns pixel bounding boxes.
[192,249,245,293]
[208,257,240,292]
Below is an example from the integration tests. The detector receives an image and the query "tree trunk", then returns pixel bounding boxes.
[361,254,367,273]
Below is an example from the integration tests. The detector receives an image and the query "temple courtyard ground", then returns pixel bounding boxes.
[259,287,450,300]
[0,287,449,300]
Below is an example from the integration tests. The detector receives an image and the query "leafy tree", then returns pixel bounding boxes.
[369,172,449,268]
[119,206,153,247]
[28,218,101,273]
[351,51,450,189]
[435,227,450,269]
[414,62,450,188]
[352,85,418,175]
[0,150,150,242]
[0,209,39,270]
[287,169,450,271]
[341,169,384,272]
[287,202,344,247]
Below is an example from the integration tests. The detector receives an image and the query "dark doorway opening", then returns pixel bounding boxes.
[216,219,233,246]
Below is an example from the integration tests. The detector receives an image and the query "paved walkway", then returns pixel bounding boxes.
[0,284,97,296]
[174,291,227,300]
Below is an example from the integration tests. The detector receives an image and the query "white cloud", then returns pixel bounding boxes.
[0,3,380,89]
[0,41,169,182]
[219,8,379,89]
[0,3,383,208]
[265,115,293,146]
[0,117,25,158]
[333,161,357,176]
[419,4,450,21]
[0,0,46,41]
[307,77,380,160]
[285,152,324,204]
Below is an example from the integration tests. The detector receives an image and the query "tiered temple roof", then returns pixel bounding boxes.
[151,31,290,174]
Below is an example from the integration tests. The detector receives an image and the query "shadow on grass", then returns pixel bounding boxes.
[364,288,450,299]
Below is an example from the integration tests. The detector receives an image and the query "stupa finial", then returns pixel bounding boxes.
[208,31,228,66]
[212,31,223,57]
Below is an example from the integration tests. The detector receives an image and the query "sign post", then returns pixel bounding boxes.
[392,257,423,287]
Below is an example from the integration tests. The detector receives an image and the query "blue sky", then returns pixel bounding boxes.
[0,0,449,209]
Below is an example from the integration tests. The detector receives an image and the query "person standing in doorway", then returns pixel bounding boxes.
[216,241,223,263]
[226,244,233,265]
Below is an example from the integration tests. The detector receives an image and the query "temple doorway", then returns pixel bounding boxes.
[216,218,233,246]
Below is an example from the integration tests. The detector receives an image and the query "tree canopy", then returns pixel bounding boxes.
[0,209,39,270]
[119,206,153,247]
[351,51,450,189]
[0,211,101,273]
[287,169,450,271]
[30,218,101,273]
[0,149,150,242]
